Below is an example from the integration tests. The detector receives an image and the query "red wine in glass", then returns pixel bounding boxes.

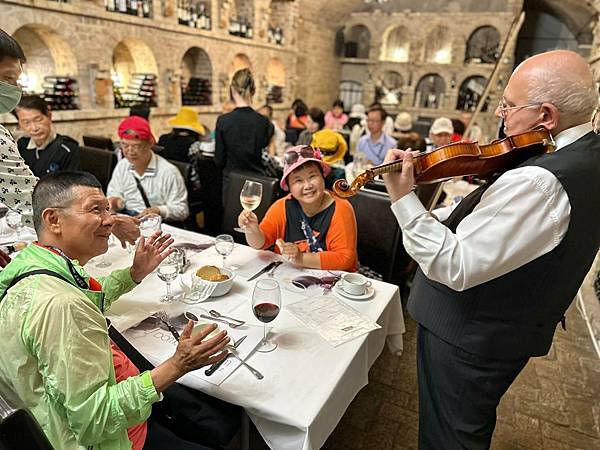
[253,303,280,323]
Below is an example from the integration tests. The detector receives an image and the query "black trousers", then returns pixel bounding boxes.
[416,325,529,449]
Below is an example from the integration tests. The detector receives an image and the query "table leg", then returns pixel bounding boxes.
[242,410,250,450]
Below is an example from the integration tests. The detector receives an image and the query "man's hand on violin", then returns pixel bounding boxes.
[382,149,419,203]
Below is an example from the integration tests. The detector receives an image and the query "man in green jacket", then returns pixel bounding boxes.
[0,171,231,449]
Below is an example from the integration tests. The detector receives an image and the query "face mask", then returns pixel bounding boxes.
[0,80,22,114]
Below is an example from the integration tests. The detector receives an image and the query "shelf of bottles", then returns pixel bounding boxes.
[114,73,157,109]
[228,16,253,39]
[43,76,79,111]
[266,85,283,104]
[267,27,284,46]
[177,0,211,30]
[105,0,152,18]
[181,77,212,105]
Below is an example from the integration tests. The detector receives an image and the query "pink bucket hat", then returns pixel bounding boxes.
[280,145,331,191]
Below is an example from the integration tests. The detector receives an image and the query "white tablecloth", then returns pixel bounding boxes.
[86,225,405,450]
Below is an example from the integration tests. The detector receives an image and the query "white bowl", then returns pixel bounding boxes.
[195,267,236,297]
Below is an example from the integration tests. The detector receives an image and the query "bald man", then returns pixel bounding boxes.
[383,50,600,448]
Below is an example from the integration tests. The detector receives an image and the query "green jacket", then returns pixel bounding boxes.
[0,244,159,449]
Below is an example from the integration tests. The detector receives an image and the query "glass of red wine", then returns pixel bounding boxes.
[252,278,281,353]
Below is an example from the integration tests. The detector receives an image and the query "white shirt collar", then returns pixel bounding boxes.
[127,152,157,178]
[554,122,593,151]
[26,130,57,150]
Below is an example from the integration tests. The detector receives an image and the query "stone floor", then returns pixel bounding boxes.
[245,302,600,449]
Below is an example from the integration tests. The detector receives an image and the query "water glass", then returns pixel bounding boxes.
[157,253,179,303]
[139,214,161,238]
[215,234,234,268]
[5,211,23,240]
[252,279,281,353]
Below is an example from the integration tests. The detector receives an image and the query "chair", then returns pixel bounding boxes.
[167,159,203,230]
[82,135,114,151]
[222,171,280,242]
[347,188,402,282]
[0,379,53,449]
[79,146,117,192]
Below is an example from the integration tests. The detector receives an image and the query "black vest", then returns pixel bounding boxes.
[407,131,600,359]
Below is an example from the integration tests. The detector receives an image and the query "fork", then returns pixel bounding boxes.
[155,310,180,341]
[205,335,247,376]
[226,346,264,380]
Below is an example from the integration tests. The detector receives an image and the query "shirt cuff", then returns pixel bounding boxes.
[157,205,169,219]
[390,192,428,228]
[139,370,162,402]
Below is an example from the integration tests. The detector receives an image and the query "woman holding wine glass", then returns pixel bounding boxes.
[238,145,359,272]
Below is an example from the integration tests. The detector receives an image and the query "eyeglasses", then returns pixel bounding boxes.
[119,141,146,152]
[284,146,317,165]
[497,97,543,119]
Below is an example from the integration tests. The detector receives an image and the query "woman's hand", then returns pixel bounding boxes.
[277,239,300,263]
[130,231,174,283]
[171,322,230,373]
[238,210,259,232]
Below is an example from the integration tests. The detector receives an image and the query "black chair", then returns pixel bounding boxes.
[416,182,442,210]
[79,146,117,192]
[348,188,402,282]
[194,156,223,236]
[82,135,115,151]
[0,379,53,449]
[222,171,280,242]
[167,159,203,230]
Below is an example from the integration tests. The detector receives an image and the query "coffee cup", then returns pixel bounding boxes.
[338,273,371,296]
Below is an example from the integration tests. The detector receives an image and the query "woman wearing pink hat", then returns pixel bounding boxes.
[238,145,358,271]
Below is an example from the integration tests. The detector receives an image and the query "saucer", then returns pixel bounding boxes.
[333,283,375,301]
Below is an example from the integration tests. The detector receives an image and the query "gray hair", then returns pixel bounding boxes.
[32,171,102,234]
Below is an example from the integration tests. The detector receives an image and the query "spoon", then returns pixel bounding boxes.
[209,310,245,326]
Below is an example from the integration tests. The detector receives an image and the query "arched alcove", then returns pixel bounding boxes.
[112,38,159,108]
[376,71,403,106]
[229,53,252,78]
[266,57,285,104]
[414,74,445,108]
[181,47,212,106]
[382,26,410,62]
[456,76,489,111]
[13,25,80,110]
[339,80,363,109]
[465,26,501,63]
[345,25,371,59]
[424,27,452,64]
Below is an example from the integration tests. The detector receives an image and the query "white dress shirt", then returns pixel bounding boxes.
[391,122,593,291]
[107,153,189,221]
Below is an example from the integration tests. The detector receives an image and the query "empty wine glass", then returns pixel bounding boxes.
[139,214,161,238]
[95,235,113,268]
[215,234,234,268]
[252,278,281,353]
[157,253,179,303]
[235,180,263,233]
[5,211,24,241]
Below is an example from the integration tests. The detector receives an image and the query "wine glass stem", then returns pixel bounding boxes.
[166,281,172,298]
[16,229,21,240]
[222,255,227,268]
[263,323,267,343]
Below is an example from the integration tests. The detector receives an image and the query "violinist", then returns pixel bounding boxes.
[382,50,600,449]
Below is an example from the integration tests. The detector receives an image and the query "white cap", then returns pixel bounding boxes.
[429,117,454,135]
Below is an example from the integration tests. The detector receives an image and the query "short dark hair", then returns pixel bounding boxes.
[32,171,102,234]
[0,28,26,64]
[308,107,325,130]
[367,106,387,121]
[332,99,344,109]
[293,100,308,117]
[260,104,273,118]
[129,105,150,120]
[13,95,49,119]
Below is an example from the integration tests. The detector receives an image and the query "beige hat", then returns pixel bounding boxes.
[394,112,412,132]
[429,117,454,135]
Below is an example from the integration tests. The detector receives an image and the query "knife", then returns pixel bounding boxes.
[247,262,277,281]
[205,335,247,376]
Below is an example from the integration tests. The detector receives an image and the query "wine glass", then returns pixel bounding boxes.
[235,180,263,233]
[5,211,24,241]
[215,234,234,268]
[157,253,179,303]
[139,214,161,238]
[252,278,281,353]
[95,235,113,268]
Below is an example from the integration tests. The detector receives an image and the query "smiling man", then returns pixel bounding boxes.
[383,50,600,449]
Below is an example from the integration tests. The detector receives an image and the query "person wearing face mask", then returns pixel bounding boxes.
[0,28,37,227]
[238,145,358,272]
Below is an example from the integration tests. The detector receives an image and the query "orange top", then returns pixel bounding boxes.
[259,193,358,272]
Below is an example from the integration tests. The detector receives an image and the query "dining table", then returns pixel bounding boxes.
[86,224,406,450]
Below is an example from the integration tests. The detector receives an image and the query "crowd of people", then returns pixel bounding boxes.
[0,23,599,450]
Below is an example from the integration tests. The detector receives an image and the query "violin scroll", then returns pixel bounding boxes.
[333,171,375,198]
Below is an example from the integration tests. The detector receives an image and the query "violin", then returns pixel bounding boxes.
[333,128,555,198]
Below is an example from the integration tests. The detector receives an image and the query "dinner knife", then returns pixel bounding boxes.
[247,262,277,281]
[205,335,247,376]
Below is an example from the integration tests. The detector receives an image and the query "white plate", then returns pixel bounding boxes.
[333,283,375,301]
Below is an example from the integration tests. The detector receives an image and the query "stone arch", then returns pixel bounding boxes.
[181,47,213,106]
[112,38,159,108]
[465,26,501,63]
[12,24,78,93]
[414,73,446,108]
[345,24,371,59]
[376,71,403,106]
[229,53,252,78]
[266,57,286,104]
[456,75,489,111]
[381,25,410,62]
[424,26,452,64]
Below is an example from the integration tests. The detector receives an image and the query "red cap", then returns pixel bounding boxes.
[118,116,155,144]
